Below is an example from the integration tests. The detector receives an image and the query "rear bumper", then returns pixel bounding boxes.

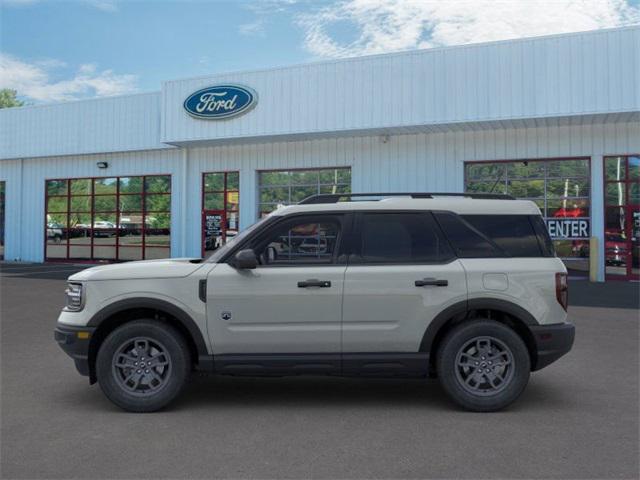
[530,322,575,371]
[54,324,95,377]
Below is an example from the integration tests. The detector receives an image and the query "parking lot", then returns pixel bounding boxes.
[1,262,638,479]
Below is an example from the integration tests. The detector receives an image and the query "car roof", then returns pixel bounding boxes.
[271,197,541,217]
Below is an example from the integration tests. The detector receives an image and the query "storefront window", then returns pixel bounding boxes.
[603,155,639,279]
[0,181,4,260]
[45,175,171,261]
[258,168,351,217]
[202,171,239,257]
[465,158,591,276]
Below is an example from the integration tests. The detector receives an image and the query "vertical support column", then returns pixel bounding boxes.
[590,155,605,282]
[180,148,188,257]
[239,169,257,231]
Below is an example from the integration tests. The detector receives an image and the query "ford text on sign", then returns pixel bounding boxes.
[546,219,590,239]
[184,85,257,119]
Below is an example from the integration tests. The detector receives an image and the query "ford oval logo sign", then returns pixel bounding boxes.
[183,85,257,120]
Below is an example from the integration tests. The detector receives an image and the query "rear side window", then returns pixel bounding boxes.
[434,212,501,258]
[354,212,454,264]
[461,215,544,257]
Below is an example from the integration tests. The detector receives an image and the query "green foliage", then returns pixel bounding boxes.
[0,89,24,109]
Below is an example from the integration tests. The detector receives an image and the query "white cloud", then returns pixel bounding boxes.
[297,0,640,58]
[0,53,138,102]
[239,19,266,36]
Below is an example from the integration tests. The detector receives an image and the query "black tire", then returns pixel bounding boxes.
[437,320,530,412]
[96,320,191,412]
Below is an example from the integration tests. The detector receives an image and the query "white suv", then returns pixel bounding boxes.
[55,193,575,412]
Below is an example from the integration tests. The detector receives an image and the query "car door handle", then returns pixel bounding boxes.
[298,279,332,288]
[415,278,448,287]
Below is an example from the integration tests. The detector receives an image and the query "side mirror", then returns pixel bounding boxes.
[232,249,258,269]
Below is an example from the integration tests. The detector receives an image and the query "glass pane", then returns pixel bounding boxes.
[145,229,171,247]
[465,163,506,181]
[94,178,117,194]
[46,180,67,196]
[260,171,290,186]
[46,244,68,259]
[70,196,91,212]
[629,183,639,205]
[70,179,91,195]
[69,213,91,229]
[93,195,117,212]
[259,204,278,216]
[118,247,143,260]
[69,245,92,260]
[507,180,544,198]
[117,221,143,246]
[605,157,626,181]
[320,184,351,195]
[92,230,117,245]
[260,187,289,204]
[629,156,639,181]
[203,173,225,191]
[606,183,626,206]
[119,194,142,211]
[547,179,589,198]
[145,194,171,212]
[68,226,91,243]
[46,226,66,244]
[145,176,171,193]
[227,172,239,190]
[46,213,68,229]
[226,191,239,211]
[47,196,68,213]
[291,170,319,185]
[204,193,224,210]
[146,213,170,229]
[553,240,589,277]
[632,210,639,275]
[506,161,545,179]
[604,209,627,276]
[145,247,171,260]
[335,168,351,184]
[93,213,117,227]
[93,246,116,260]
[547,199,589,218]
[546,159,589,178]
[119,177,143,194]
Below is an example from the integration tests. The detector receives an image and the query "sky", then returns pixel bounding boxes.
[1,0,639,104]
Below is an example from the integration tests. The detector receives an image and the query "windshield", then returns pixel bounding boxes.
[206,215,274,263]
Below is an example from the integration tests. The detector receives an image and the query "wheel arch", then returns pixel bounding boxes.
[86,298,209,383]
[421,298,539,374]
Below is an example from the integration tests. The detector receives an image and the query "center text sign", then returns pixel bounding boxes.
[184,85,257,120]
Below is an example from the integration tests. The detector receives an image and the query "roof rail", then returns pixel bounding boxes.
[298,192,515,204]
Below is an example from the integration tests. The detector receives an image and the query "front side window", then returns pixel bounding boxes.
[258,168,351,217]
[354,213,453,264]
[253,217,342,266]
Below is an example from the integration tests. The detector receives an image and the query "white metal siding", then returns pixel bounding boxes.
[162,27,639,145]
[0,92,168,160]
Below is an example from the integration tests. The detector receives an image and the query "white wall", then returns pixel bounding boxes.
[1,120,638,281]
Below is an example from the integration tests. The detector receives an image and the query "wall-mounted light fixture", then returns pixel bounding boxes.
[96,162,109,169]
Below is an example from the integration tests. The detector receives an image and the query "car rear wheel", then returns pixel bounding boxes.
[96,320,190,412]
[437,320,530,412]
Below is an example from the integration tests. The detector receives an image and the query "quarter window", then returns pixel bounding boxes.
[461,215,546,257]
[355,213,453,264]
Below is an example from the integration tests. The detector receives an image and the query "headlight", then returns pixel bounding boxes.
[64,283,84,311]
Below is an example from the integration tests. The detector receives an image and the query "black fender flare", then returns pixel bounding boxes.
[419,298,538,353]
[87,297,209,357]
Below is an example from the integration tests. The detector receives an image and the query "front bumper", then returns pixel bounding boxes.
[54,324,95,377]
[530,322,575,371]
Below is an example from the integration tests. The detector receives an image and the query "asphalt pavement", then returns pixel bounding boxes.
[1,263,638,479]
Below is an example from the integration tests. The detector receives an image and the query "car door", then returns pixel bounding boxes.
[206,213,349,358]
[341,211,467,361]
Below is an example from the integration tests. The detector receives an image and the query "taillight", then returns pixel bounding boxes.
[555,272,568,311]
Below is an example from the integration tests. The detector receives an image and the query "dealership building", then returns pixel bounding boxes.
[0,26,638,281]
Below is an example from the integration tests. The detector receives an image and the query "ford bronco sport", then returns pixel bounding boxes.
[55,193,575,412]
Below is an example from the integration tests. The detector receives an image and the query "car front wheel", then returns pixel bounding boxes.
[96,320,191,412]
[437,320,530,412]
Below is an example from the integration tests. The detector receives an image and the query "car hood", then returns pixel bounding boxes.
[68,258,205,281]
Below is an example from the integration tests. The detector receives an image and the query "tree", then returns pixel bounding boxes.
[0,89,24,109]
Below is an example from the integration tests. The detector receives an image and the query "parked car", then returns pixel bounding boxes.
[93,221,116,237]
[46,223,63,243]
[55,193,574,413]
